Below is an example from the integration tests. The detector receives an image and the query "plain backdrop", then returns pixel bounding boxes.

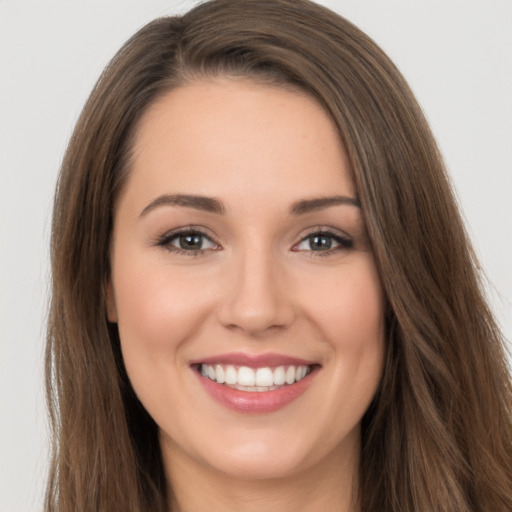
[1,1,511,510]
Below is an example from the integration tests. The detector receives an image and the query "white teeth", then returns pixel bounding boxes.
[215,364,225,384]
[273,366,286,386]
[232,384,278,392]
[238,366,256,386]
[225,365,237,385]
[256,367,274,387]
[199,363,312,390]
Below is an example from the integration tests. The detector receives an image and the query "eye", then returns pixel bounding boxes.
[293,230,353,254]
[156,229,219,254]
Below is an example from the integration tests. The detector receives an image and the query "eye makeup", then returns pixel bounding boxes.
[151,224,356,258]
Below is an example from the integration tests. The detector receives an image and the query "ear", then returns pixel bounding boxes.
[105,280,118,323]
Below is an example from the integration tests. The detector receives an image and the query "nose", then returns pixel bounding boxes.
[216,248,295,336]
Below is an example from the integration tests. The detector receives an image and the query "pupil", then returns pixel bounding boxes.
[310,235,331,250]
[180,234,202,250]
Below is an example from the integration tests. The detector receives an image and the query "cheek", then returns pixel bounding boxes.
[300,257,385,417]
[301,259,385,434]
[110,254,223,423]
[301,258,385,352]
[111,253,218,361]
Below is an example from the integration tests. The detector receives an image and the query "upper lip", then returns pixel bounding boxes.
[189,352,318,368]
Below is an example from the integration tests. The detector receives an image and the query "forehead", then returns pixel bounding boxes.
[123,78,354,214]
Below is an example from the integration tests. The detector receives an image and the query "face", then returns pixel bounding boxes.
[108,79,385,482]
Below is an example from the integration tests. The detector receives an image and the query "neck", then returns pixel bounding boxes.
[163,431,360,512]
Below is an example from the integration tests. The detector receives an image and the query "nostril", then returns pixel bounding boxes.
[217,293,295,334]
[215,258,295,334]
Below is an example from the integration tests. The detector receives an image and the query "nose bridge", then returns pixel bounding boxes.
[218,239,293,334]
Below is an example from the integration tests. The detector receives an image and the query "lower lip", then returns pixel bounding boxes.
[195,368,318,413]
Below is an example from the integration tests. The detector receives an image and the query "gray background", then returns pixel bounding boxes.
[1,1,511,510]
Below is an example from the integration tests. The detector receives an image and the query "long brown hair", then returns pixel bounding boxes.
[46,0,512,510]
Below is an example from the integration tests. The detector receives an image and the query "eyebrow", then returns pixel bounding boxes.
[290,195,360,214]
[139,194,225,217]
[139,193,360,218]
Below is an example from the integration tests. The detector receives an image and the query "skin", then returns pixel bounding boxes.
[107,79,385,512]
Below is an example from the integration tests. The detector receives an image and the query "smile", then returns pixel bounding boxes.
[191,353,319,413]
[200,364,311,391]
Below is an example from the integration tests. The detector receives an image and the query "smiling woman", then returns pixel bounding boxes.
[45,1,512,511]
[106,81,384,503]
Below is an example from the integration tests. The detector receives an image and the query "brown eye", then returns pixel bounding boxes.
[178,233,204,250]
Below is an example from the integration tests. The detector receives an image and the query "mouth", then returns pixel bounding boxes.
[196,363,313,392]
[190,353,320,413]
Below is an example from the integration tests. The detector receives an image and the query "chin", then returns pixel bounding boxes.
[208,443,309,480]
[160,418,356,483]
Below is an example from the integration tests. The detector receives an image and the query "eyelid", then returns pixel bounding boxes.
[153,225,221,254]
[292,226,354,254]
[169,232,217,250]
[151,225,354,256]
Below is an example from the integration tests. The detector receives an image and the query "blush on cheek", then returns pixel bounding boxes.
[308,266,384,348]
[115,269,218,368]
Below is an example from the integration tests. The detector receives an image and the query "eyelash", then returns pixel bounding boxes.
[292,229,354,257]
[154,226,219,257]
[153,226,353,257]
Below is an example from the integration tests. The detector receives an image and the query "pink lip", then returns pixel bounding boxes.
[189,352,316,368]
[191,352,320,414]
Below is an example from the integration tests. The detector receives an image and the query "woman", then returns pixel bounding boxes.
[45,0,512,510]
